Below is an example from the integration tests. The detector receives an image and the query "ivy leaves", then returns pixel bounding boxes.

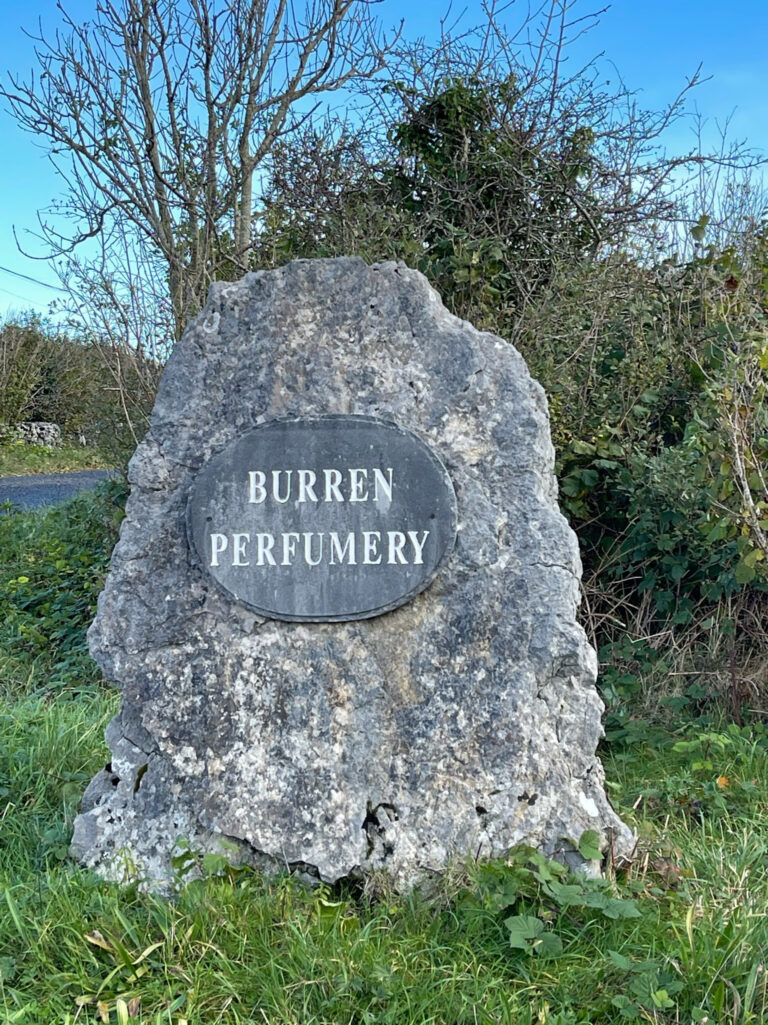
[471,844,641,961]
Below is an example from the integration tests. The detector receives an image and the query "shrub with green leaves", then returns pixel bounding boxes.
[0,315,154,455]
[508,231,768,714]
[0,481,126,692]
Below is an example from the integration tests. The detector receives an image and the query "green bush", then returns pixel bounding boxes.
[0,480,127,692]
[0,314,154,455]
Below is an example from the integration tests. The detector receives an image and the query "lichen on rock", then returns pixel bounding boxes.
[71,258,633,889]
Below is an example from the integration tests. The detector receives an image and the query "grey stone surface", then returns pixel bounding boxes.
[71,258,633,889]
[1,421,62,446]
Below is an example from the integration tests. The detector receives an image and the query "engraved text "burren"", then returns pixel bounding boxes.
[248,467,393,505]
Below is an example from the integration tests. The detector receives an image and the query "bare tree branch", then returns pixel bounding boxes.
[3,0,394,341]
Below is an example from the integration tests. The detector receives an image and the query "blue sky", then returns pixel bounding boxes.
[0,0,766,321]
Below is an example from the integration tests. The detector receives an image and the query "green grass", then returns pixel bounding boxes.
[3,709,768,1024]
[0,441,115,476]
[3,493,768,1024]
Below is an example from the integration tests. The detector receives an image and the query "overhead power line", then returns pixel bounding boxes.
[0,265,66,292]
[0,285,44,307]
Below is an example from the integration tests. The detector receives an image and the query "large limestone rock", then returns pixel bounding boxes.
[71,258,632,888]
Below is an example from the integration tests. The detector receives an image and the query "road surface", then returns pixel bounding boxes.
[0,470,115,510]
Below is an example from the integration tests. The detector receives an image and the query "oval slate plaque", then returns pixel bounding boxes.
[187,416,457,621]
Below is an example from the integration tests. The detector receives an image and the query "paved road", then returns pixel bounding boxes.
[0,470,115,509]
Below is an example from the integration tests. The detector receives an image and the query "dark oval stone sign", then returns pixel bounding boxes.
[187,416,457,621]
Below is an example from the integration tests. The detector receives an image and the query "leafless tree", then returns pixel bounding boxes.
[3,0,393,343]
